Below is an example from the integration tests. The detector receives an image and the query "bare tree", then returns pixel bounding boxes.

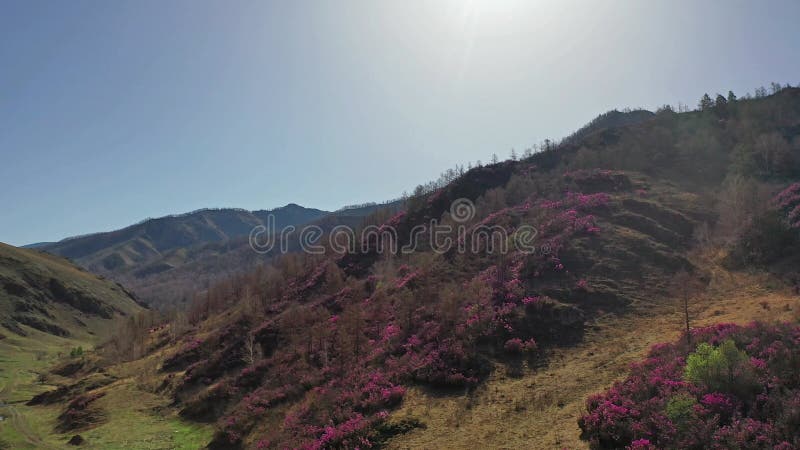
[670,270,707,347]
[716,176,771,244]
[243,332,261,366]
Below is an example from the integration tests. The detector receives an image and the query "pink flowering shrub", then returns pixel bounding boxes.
[277,369,407,449]
[540,191,611,211]
[522,296,541,306]
[774,183,800,228]
[503,337,538,355]
[162,337,207,372]
[627,438,657,450]
[394,269,422,289]
[386,210,407,227]
[579,322,800,449]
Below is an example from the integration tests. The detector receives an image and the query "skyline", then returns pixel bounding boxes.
[3,0,800,246]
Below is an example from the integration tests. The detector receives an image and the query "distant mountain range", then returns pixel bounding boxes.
[39,204,328,272]
[35,201,401,308]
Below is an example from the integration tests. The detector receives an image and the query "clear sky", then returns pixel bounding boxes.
[2,0,799,246]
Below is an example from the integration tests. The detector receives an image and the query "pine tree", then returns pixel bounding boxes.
[714,94,728,116]
[698,93,714,111]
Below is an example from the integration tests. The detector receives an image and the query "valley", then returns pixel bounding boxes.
[4,4,800,448]
[2,87,800,449]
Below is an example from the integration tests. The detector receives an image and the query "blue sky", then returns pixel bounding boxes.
[2,0,799,246]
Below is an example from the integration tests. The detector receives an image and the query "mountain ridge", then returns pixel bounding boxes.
[38,204,329,276]
[37,201,404,308]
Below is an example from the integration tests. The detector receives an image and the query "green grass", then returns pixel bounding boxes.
[0,327,76,449]
[0,325,212,449]
[76,381,213,450]
[80,413,213,450]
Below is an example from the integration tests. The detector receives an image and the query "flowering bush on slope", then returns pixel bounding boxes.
[774,182,800,228]
[579,322,800,449]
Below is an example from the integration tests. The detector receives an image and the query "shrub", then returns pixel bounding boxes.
[503,338,537,355]
[664,393,697,431]
[727,210,799,265]
[57,392,107,432]
[684,340,758,397]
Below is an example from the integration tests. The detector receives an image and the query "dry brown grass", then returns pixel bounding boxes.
[386,262,800,449]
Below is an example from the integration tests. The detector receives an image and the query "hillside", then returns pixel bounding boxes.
[0,242,143,339]
[388,265,800,449]
[0,242,147,449]
[560,108,655,147]
[14,87,800,449]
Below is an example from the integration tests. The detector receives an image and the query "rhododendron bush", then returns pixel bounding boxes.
[775,182,800,229]
[579,322,800,449]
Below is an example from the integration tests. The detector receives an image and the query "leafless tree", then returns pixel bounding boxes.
[670,270,706,347]
[243,332,261,366]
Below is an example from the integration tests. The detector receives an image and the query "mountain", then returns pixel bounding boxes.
[37,201,403,309]
[21,242,56,249]
[15,87,800,449]
[112,200,405,308]
[0,242,144,339]
[36,204,329,307]
[40,204,329,274]
[143,87,799,449]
